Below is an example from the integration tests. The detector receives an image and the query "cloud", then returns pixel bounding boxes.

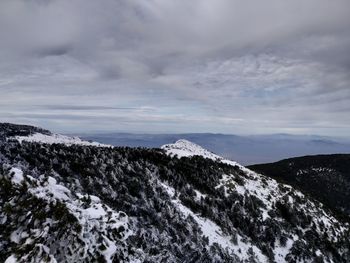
[0,0,350,136]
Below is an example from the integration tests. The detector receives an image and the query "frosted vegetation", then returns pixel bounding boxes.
[0,123,349,262]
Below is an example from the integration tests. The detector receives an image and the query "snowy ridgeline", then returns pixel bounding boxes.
[1,127,350,262]
[13,133,112,147]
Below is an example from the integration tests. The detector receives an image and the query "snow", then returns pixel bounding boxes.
[4,137,348,262]
[162,140,280,219]
[194,189,206,201]
[215,174,246,195]
[297,167,335,176]
[162,139,239,165]
[101,236,118,263]
[4,255,17,263]
[273,236,296,262]
[69,197,131,262]
[85,204,108,219]
[30,176,71,201]
[14,133,111,147]
[162,139,254,172]
[10,230,21,244]
[6,167,131,263]
[161,139,349,261]
[10,167,24,184]
[159,181,176,198]
[159,181,268,262]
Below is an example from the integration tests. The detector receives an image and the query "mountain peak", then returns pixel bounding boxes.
[161,139,242,168]
[162,139,222,160]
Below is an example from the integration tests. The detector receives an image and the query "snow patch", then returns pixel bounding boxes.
[274,236,296,262]
[9,167,24,184]
[194,189,206,201]
[4,255,17,263]
[30,176,71,201]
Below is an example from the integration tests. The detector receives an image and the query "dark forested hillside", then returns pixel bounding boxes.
[0,123,51,139]
[249,155,350,218]
[1,123,350,262]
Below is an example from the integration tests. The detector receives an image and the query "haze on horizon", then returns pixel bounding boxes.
[1,0,350,136]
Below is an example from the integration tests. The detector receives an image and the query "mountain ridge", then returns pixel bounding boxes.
[1,123,349,262]
[249,154,350,220]
[80,132,350,165]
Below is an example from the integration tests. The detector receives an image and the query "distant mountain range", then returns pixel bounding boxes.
[79,133,350,165]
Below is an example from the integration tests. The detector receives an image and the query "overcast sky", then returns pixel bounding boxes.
[1,0,350,136]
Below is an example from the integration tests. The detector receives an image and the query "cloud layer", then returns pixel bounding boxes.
[1,0,350,135]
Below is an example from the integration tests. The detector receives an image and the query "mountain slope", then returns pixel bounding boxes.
[249,155,350,218]
[1,123,349,262]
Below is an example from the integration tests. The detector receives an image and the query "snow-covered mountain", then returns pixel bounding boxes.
[1,123,349,262]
